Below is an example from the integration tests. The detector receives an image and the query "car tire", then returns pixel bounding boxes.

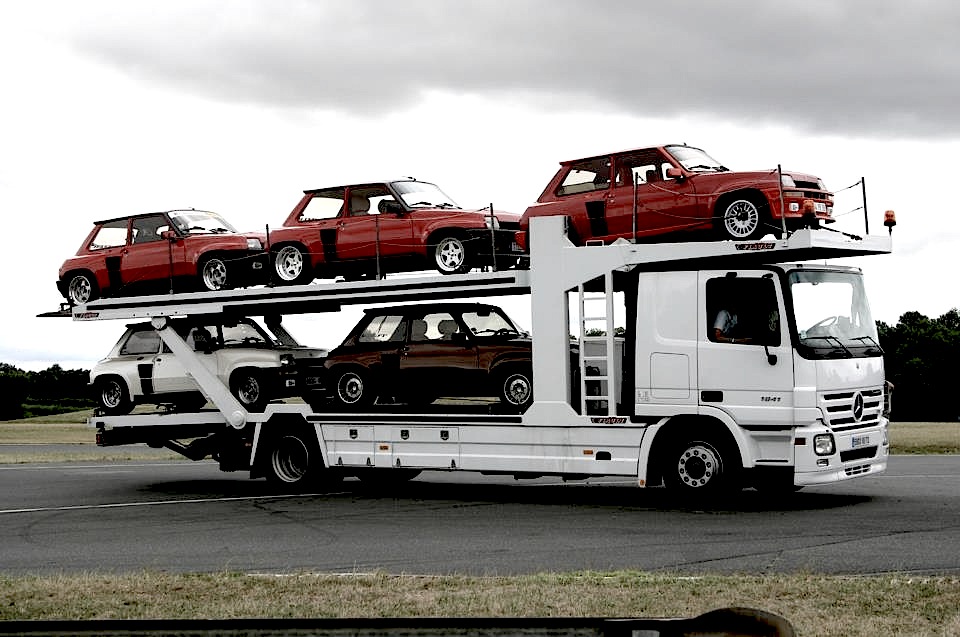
[432,234,471,275]
[663,432,740,494]
[66,272,99,305]
[332,367,376,409]
[230,369,268,412]
[497,367,533,411]
[273,244,313,286]
[716,196,767,240]
[95,377,134,416]
[199,256,229,291]
[264,428,340,490]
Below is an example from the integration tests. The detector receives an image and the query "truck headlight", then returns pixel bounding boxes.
[247,238,263,250]
[814,434,835,456]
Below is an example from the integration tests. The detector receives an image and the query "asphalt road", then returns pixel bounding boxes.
[0,455,957,576]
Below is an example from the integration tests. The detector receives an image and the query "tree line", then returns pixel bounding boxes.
[0,363,95,420]
[1,309,957,421]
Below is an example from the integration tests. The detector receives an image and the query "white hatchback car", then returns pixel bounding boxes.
[91,317,327,414]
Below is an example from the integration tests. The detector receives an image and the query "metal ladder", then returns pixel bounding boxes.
[578,271,616,415]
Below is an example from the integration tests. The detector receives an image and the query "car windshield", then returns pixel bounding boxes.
[461,309,525,336]
[391,181,460,209]
[221,322,272,347]
[168,210,237,234]
[663,145,727,172]
[789,270,881,359]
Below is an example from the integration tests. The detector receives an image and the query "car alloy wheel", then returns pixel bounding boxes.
[201,257,228,291]
[434,236,469,274]
[721,199,761,239]
[67,273,96,305]
[274,245,306,283]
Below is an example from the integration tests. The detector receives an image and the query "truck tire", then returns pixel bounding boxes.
[663,433,739,494]
[96,377,134,415]
[265,429,334,489]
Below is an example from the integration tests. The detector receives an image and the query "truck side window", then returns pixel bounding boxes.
[706,277,781,346]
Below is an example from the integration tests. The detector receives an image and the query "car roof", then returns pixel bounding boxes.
[303,177,433,195]
[362,302,502,315]
[558,143,693,165]
[93,209,221,226]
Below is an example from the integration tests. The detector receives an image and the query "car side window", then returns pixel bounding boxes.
[615,153,670,187]
[299,192,345,222]
[119,330,161,355]
[417,313,458,341]
[89,219,129,250]
[555,159,611,196]
[358,315,406,343]
[131,214,169,244]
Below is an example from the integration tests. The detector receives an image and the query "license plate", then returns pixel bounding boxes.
[851,435,870,448]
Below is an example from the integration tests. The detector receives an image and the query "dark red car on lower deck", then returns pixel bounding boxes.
[266,179,521,284]
[57,209,268,305]
[516,144,834,249]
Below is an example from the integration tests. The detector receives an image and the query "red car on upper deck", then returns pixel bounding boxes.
[516,144,834,249]
[57,209,267,305]
[266,179,521,285]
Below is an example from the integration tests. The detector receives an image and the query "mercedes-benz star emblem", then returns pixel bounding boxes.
[852,393,864,422]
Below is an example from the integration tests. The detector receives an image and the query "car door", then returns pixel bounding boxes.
[335,186,415,262]
[119,214,177,292]
[397,312,480,395]
[607,151,699,239]
[550,157,615,243]
[151,324,220,395]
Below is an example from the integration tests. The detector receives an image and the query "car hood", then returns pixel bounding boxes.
[412,207,520,223]
[689,169,828,191]
[276,346,329,360]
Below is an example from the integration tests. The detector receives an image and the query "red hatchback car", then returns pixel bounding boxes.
[57,209,268,305]
[266,179,521,285]
[517,144,834,248]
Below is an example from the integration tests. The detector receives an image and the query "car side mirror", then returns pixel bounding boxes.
[161,230,178,241]
[665,167,684,180]
[379,200,405,216]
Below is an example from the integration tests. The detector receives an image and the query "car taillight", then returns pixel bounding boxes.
[515,231,527,252]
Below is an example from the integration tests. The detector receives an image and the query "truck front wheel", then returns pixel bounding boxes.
[663,434,739,493]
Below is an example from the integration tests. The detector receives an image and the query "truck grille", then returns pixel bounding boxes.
[840,446,878,462]
[845,464,872,477]
[820,388,884,431]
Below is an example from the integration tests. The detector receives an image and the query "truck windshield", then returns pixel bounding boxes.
[391,181,460,209]
[789,270,881,359]
[663,145,727,172]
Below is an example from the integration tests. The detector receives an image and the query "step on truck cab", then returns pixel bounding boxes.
[78,215,893,495]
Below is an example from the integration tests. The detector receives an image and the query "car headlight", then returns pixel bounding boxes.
[814,433,835,456]
[780,175,796,188]
[484,216,500,230]
[247,238,263,250]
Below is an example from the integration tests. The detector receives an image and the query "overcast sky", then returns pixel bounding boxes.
[1,0,958,371]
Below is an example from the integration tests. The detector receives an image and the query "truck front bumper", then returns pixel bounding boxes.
[793,419,889,486]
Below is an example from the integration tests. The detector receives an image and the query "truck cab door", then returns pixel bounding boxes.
[697,270,794,429]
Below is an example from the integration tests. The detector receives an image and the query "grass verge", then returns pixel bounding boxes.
[0,571,957,636]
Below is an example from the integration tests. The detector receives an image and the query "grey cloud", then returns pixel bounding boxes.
[71,0,960,137]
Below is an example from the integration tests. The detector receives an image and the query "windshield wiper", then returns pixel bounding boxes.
[686,164,720,172]
[850,335,884,355]
[801,335,853,358]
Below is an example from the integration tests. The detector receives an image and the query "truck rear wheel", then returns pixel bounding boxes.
[265,429,337,490]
